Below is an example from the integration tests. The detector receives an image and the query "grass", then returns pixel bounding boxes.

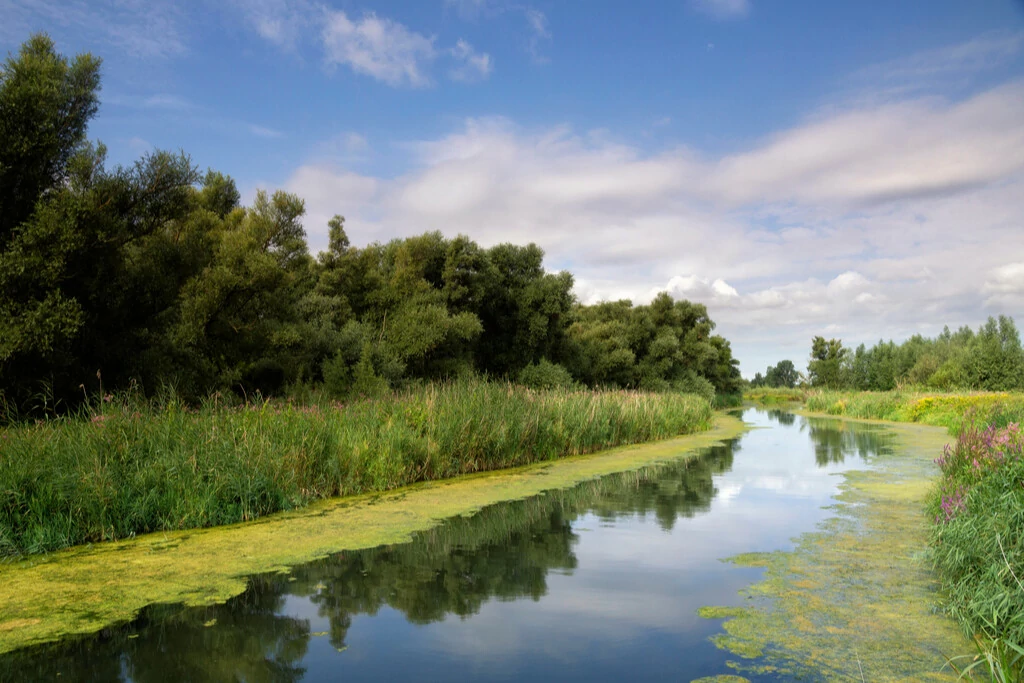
[804,390,1024,435]
[742,387,808,404]
[802,389,1024,680]
[0,379,712,558]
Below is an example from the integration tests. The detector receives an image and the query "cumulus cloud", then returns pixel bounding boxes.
[449,39,493,82]
[322,10,437,87]
[277,77,1024,376]
[983,262,1024,308]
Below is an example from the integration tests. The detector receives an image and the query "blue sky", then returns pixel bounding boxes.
[3,0,1024,376]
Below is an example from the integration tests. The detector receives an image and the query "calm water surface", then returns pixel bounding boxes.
[1,408,894,681]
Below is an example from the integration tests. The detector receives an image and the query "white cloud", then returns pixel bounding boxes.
[0,0,188,58]
[279,74,1024,377]
[248,124,284,139]
[449,39,493,82]
[690,0,751,20]
[228,0,318,49]
[524,8,551,62]
[322,10,436,87]
[983,262,1024,308]
[853,30,1024,96]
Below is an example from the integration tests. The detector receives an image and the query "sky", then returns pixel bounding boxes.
[3,0,1024,377]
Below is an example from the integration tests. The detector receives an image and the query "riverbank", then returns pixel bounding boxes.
[0,380,712,558]
[701,415,971,680]
[0,412,746,654]
[754,390,1024,679]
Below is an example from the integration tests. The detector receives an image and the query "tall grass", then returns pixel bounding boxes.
[804,390,1024,435]
[743,387,808,404]
[0,379,712,557]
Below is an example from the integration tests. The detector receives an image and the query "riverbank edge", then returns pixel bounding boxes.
[0,412,747,655]
[700,411,971,680]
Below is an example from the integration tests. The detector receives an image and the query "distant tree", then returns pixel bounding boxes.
[765,360,798,388]
[808,337,849,389]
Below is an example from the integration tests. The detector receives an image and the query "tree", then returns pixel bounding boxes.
[765,360,798,388]
[0,34,101,248]
[807,337,849,389]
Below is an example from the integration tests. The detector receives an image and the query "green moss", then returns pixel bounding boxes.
[697,606,747,620]
[689,676,751,683]
[699,418,971,681]
[0,414,747,654]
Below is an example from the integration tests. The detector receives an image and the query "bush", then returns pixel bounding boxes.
[518,359,576,390]
[674,372,716,405]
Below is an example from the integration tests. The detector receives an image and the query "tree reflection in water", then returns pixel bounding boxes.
[0,440,743,681]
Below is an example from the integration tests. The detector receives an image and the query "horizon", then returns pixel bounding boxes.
[4,0,1024,376]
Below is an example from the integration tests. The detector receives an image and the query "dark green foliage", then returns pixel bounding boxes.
[805,317,1024,392]
[750,360,798,388]
[518,359,576,390]
[562,292,741,396]
[0,34,100,248]
[808,337,849,389]
[0,34,741,414]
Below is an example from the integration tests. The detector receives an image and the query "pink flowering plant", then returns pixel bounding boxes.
[929,410,1024,662]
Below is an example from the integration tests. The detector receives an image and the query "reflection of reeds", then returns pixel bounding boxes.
[0,379,711,557]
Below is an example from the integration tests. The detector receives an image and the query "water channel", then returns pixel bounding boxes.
[0,408,904,681]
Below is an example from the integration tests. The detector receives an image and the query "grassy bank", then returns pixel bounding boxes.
[742,387,808,404]
[0,380,712,558]
[803,390,1024,678]
[804,390,1024,435]
[0,414,745,654]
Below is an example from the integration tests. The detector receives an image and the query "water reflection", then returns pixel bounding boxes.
[0,411,892,682]
[802,417,891,466]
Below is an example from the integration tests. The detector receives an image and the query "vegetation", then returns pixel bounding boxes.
[0,380,712,557]
[932,418,1024,681]
[742,387,807,404]
[0,415,747,655]
[804,315,1024,392]
[0,34,740,420]
[804,389,1024,679]
[748,360,798,389]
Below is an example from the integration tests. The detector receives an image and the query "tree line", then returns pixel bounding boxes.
[805,316,1024,391]
[0,35,741,415]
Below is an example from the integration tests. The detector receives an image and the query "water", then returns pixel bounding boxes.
[0,408,894,681]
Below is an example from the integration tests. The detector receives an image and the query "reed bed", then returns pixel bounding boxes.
[0,380,711,557]
[804,390,1024,435]
[742,387,808,405]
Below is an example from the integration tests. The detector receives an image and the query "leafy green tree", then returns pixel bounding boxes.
[0,34,100,248]
[808,337,849,389]
[764,360,798,388]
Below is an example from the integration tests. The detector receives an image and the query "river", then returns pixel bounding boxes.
[0,407,963,681]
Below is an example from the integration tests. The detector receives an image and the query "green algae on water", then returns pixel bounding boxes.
[0,415,747,655]
[699,418,971,682]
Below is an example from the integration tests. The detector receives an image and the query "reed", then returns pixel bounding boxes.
[0,379,712,557]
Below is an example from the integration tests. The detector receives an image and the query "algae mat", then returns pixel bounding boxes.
[0,414,746,654]
[700,416,972,681]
